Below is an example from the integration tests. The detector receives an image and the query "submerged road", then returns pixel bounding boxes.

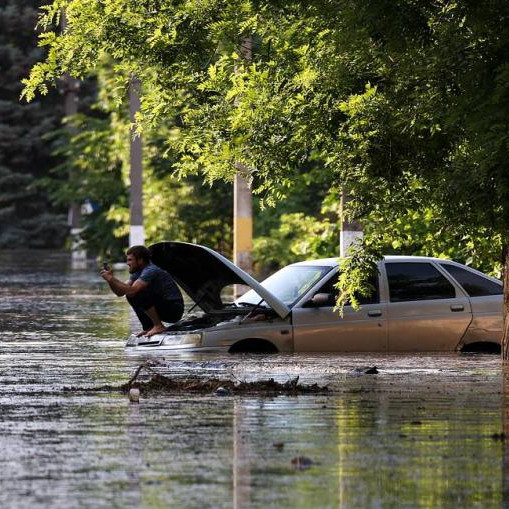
[0,251,505,508]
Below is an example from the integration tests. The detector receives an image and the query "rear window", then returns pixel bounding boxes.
[440,264,502,297]
[386,262,456,302]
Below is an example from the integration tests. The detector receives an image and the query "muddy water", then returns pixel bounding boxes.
[0,251,506,508]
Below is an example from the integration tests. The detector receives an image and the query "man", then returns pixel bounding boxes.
[100,245,184,337]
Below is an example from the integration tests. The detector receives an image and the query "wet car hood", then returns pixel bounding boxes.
[149,241,291,319]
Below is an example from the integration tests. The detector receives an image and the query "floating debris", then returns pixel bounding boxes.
[291,456,314,471]
[129,387,140,403]
[124,374,327,396]
[122,364,328,396]
[214,386,230,397]
[349,366,379,376]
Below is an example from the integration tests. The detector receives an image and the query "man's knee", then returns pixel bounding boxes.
[127,289,155,310]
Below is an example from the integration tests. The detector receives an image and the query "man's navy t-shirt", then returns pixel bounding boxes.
[130,263,183,302]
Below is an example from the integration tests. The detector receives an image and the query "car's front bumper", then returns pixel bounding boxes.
[125,332,204,350]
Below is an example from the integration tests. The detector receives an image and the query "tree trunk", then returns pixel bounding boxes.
[503,366,509,504]
[502,247,509,504]
[502,244,509,360]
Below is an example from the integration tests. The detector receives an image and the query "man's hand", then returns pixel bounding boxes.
[100,268,114,282]
[101,268,146,298]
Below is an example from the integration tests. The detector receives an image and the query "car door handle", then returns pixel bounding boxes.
[450,304,464,312]
[368,310,382,317]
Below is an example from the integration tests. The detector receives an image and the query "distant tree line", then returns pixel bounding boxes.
[0,0,67,248]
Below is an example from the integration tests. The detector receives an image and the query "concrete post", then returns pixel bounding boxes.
[129,76,145,247]
[340,191,363,257]
[234,164,253,273]
[233,37,253,298]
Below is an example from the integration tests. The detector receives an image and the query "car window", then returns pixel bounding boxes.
[316,274,379,306]
[386,262,456,302]
[237,265,333,308]
[440,264,502,297]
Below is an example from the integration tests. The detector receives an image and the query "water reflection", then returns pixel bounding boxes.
[0,251,505,508]
[229,377,502,507]
[233,400,250,509]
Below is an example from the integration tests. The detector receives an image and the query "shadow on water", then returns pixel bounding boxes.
[0,250,506,508]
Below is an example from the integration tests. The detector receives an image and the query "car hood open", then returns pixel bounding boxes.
[149,241,291,319]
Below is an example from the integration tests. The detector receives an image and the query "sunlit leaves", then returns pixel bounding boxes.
[23,0,509,303]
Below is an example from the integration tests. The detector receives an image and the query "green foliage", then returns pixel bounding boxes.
[42,60,233,259]
[365,206,503,278]
[24,1,509,306]
[253,212,338,270]
[44,113,129,258]
[337,242,380,312]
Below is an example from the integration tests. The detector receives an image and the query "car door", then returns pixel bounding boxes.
[386,261,472,351]
[292,271,388,352]
[439,262,503,345]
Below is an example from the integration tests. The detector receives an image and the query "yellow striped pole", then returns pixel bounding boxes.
[233,37,254,297]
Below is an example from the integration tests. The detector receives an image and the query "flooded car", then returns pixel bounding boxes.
[125,242,503,353]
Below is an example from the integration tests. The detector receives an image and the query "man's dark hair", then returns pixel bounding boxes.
[126,245,151,263]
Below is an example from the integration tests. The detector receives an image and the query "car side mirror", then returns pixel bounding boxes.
[312,293,332,306]
[303,293,333,308]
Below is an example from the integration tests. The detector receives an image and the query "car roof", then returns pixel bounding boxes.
[290,255,453,268]
[288,255,501,285]
[290,258,341,267]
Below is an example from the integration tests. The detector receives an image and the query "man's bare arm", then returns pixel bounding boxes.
[100,269,148,297]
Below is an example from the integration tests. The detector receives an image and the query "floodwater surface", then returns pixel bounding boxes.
[0,251,507,508]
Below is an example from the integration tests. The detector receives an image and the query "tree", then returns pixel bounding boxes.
[0,0,68,248]
[23,0,509,356]
[43,62,233,259]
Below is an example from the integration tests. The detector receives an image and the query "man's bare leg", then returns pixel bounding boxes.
[144,306,166,337]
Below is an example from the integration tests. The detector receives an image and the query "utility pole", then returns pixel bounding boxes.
[62,10,86,263]
[234,164,253,270]
[233,36,253,297]
[129,75,145,247]
[340,191,363,257]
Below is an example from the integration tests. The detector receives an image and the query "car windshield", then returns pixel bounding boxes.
[237,265,333,308]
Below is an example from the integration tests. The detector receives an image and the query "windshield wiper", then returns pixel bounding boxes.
[240,299,268,321]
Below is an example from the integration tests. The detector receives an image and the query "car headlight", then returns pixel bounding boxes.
[162,333,202,347]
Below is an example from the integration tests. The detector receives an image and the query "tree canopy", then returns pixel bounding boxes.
[23,0,509,317]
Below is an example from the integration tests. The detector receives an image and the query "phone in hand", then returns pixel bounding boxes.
[102,262,110,271]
